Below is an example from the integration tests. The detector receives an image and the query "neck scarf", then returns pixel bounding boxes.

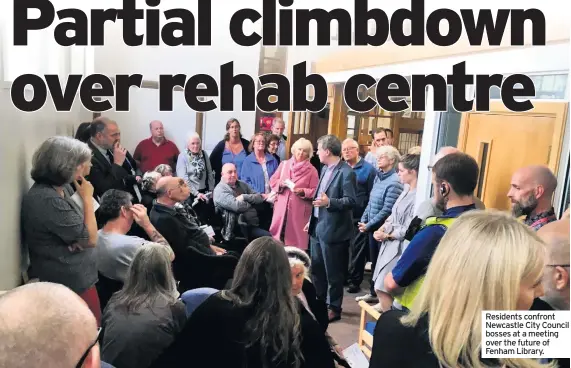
[186,149,206,180]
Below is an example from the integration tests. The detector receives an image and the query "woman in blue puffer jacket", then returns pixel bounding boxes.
[356,145,403,302]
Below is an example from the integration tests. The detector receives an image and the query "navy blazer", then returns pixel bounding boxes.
[308,160,357,243]
[86,140,140,203]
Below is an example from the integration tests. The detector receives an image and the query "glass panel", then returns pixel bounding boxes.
[476,142,490,199]
[489,74,568,100]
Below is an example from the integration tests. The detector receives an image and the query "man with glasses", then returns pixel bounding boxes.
[534,217,570,367]
[342,139,376,294]
[151,176,238,292]
[0,282,113,368]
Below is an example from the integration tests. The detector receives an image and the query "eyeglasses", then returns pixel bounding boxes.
[546,264,570,267]
[342,147,357,152]
[75,327,101,368]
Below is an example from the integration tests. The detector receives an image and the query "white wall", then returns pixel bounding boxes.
[94,0,262,152]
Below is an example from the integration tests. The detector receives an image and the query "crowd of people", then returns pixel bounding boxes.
[1,117,568,368]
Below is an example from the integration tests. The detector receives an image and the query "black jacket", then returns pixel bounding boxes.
[150,203,237,292]
[86,140,140,203]
[150,292,334,368]
[209,138,251,185]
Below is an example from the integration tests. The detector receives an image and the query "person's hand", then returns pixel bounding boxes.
[113,142,127,166]
[211,245,227,255]
[130,204,151,228]
[261,193,268,200]
[73,177,94,200]
[68,243,85,253]
[293,188,305,197]
[374,230,389,242]
[312,193,329,207]
[303,222,309,232]
[135,175,142,183]
[334,345,344,358]
[197,193,208,201]
[358,222,367,233]
[236,194,245,202]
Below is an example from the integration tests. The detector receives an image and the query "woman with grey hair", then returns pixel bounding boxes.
[176,132,215,200]
[154,164,173,177]
[21,136,100,323]
[285,247,346,368]
[357,145,404,304]
[140,171,162,214]
[101,243,186,368]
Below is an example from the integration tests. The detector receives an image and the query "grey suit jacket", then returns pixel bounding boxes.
[308,160,357,243]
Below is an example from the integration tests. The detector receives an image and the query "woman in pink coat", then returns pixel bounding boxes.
[269,138,319,250]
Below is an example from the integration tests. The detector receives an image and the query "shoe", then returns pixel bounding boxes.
[346,284,361,293]
[355,293,379,303]
[328,309,341,322]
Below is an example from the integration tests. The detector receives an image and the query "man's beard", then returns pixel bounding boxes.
[512,193,538,217]
[434,194,447,212]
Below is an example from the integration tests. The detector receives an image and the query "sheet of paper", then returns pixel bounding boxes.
[265,191,277,202]
[70,192,100,213]
[200,225,215,237]
[342,343,369,368]
[284,179,296,190]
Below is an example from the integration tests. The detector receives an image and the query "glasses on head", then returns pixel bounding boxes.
[75,327,101,368]
[546,264,570,267]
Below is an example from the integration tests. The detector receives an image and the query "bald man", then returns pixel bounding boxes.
[150,176,237,292]
[0,282,106,368]
[88,116,142,203]
[508,165,558,231]
[133,120,180,173]
[414,147,485,221]
[537,217,570,311]
[213,163,272,241]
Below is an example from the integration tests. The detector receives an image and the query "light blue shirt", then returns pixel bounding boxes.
[276,136,287,161]
[313,158,341,218]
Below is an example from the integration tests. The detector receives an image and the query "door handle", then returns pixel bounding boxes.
[546,145,552,164]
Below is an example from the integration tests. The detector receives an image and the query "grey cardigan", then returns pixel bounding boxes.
[176,150,215,196]
[213,180,264,235]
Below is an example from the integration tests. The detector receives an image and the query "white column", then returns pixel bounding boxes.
[415,88,441,208]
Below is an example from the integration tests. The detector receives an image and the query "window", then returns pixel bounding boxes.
[488,73,568,100]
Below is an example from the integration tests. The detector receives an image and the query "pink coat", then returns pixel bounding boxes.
[269,158,319,250]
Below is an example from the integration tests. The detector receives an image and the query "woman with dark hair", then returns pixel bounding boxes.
[150,237,303,368]
[75,122,92,143]
[101,243,186,368]
[209,118,251,184]
[266,133,281,164]
[21,136,99,323]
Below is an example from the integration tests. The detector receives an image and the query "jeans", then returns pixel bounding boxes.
[310,235,349,313]
[348,225,369,287]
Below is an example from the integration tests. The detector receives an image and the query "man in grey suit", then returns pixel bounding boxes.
[305,135,357,322]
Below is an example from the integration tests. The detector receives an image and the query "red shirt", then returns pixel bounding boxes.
[133,137,180,173]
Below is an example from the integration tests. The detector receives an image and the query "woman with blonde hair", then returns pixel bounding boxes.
[370,210,550,368]
[269,138,319,250]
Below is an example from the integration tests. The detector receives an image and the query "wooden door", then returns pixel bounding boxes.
[458,101,568,211]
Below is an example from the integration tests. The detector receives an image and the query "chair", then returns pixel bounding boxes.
[176,246,238,293]
[96,272,124,312]
[357,300,381,359]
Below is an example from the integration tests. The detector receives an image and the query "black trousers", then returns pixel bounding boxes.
[368,232,380,295]
[347,224,369,287]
